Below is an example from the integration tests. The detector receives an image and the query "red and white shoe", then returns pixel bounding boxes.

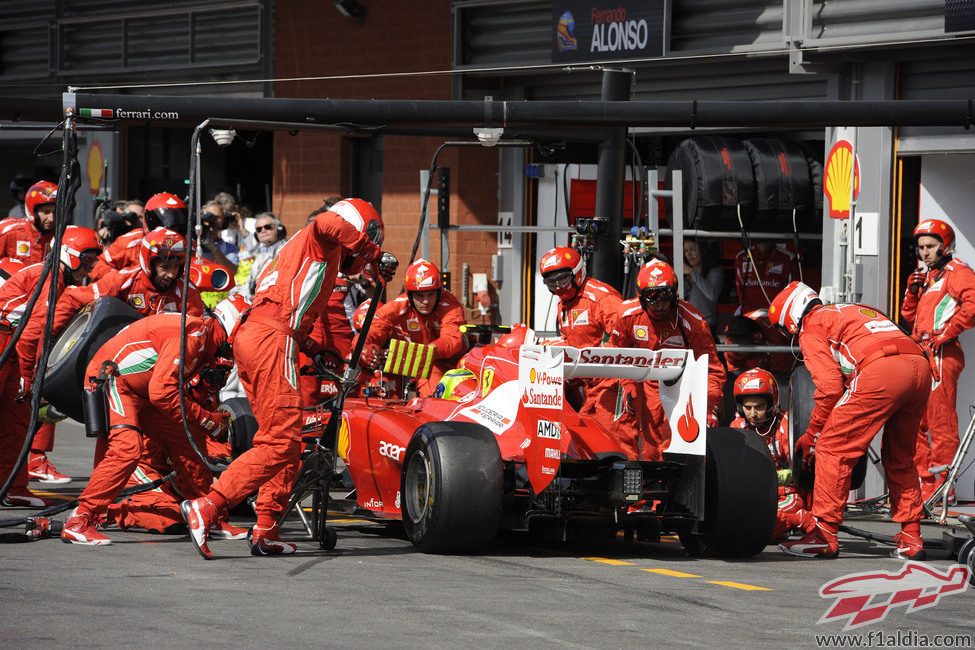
[28,452,71,484]
[61,512,111,546]
[180,497,219,560]
[779,521,839,558]
[210,520,249,540]
[248,524,297,556]
[1,488,54,508]
[891,531,926,560]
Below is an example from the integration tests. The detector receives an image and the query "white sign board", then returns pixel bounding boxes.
[853,212,879,256]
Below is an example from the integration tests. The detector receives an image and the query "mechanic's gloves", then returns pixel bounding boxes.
[707,406,720,428]
[376,251,398,283]
[200,411,231,442]
[15,376,32,403]
[359,343,385,371]
[927,331,952,353]
[906,268,927,297]
[795,431,818,473]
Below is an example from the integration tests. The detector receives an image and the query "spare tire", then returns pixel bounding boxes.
[220,396,258,458]
[666,136,755,231]
[43,297,141,422]
[743,138,814,233]
[789,365,867,492]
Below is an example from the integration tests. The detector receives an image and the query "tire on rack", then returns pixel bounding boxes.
[400,421,503,553]
[681,427,777,558]
[43,296,142,422]
[219,396,258,459]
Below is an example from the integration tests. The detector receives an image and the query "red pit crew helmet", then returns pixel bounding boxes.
[139,228,187,278]
[329,198,384,275]
[352,299,380,332]
[144,193,188,231]
[768,281,820,335]
[539,246,585,301]
[60,226,102,271]
[25,181,57,223]
[404,259,442,292]
[636,259,679,315]
[213,293,250,337]
[913,219,955,262]
[733,368,780,421]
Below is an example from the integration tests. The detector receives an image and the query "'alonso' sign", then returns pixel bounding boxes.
[552,0,669,63]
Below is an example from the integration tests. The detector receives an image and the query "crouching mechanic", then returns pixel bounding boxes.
[604,260,726,460]
[901,219,975,503]
[730,368,811,541]
[538,246,622,410]
[0,226,102,506]
[771,282,930,559]
[61,310,238,545]
[360,258,465,397]
[181,198,388,559]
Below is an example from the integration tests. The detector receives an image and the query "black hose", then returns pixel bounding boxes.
[0,470,176,529]
[408,142,449,266]
[839,524,947,550]
[0,120,79,504]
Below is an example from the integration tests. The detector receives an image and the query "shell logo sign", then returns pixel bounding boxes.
[824,140,860,219]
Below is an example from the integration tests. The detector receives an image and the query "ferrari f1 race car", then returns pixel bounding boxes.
[328,334,777,557]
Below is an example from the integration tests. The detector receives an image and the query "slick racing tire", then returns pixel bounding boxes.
[789,365,867,492]
[681,427,777,558]
[401,421,502,553]
[43,297,141,422]
[220,397,258,459]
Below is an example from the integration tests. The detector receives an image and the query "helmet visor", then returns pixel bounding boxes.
[542,269,573,292]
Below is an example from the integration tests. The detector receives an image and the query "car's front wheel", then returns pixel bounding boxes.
[401,421,502,553]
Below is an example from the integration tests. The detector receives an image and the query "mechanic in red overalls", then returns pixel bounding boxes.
[0,226,102,506]
[734,241,799,315]
[90,193,184,281]
[360,258,466,397]
[102,297,248,536]
[0,181,57,264]
[60,311,235,545]
[729,368,811,541]
[603,260,725,460]
[181,199,386,559]
[17,228,205,383]
[771,282,929,559]
[900,219,975,504]
[300,273,359,407]
[538,246,622,410]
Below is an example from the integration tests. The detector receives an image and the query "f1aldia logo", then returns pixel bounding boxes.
[818,561,969,631]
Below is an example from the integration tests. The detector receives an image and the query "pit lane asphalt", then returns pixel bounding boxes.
[1,420,971,649]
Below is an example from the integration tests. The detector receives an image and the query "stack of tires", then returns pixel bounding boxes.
[666,136,822,233]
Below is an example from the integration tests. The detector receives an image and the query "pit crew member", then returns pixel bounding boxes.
[17,228,205,384]
[60,309,236,545]
[734,241,799,315]
[181,198,386,559]
[730,368,811,540]
[538,246,622,409]
[0,181,57,264]
[0,227,102,506]
[604,259,725,460]
[900,219,975,504]
[771,282,929,559]
[360,258,465,397]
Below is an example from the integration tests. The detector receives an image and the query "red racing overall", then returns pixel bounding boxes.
[800,304,929,529]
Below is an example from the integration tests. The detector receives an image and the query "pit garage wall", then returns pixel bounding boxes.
[916,155,975,502]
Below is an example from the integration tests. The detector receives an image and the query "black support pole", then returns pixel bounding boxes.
[591,69,632,290]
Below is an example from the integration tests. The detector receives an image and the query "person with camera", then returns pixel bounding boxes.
[90,193,183,281]
[95,199,144,247]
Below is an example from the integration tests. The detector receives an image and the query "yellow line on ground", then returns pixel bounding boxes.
[642,568,702,578]
[580,557,636,566]
[706,581,772,591]
[30,490,72,501]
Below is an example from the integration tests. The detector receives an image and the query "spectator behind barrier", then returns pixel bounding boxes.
[682,239,723,332]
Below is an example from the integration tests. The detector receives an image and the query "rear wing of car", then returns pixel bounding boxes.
[519,345,708,458]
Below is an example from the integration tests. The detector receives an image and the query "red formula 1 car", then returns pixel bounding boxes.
[324,331,777,558]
